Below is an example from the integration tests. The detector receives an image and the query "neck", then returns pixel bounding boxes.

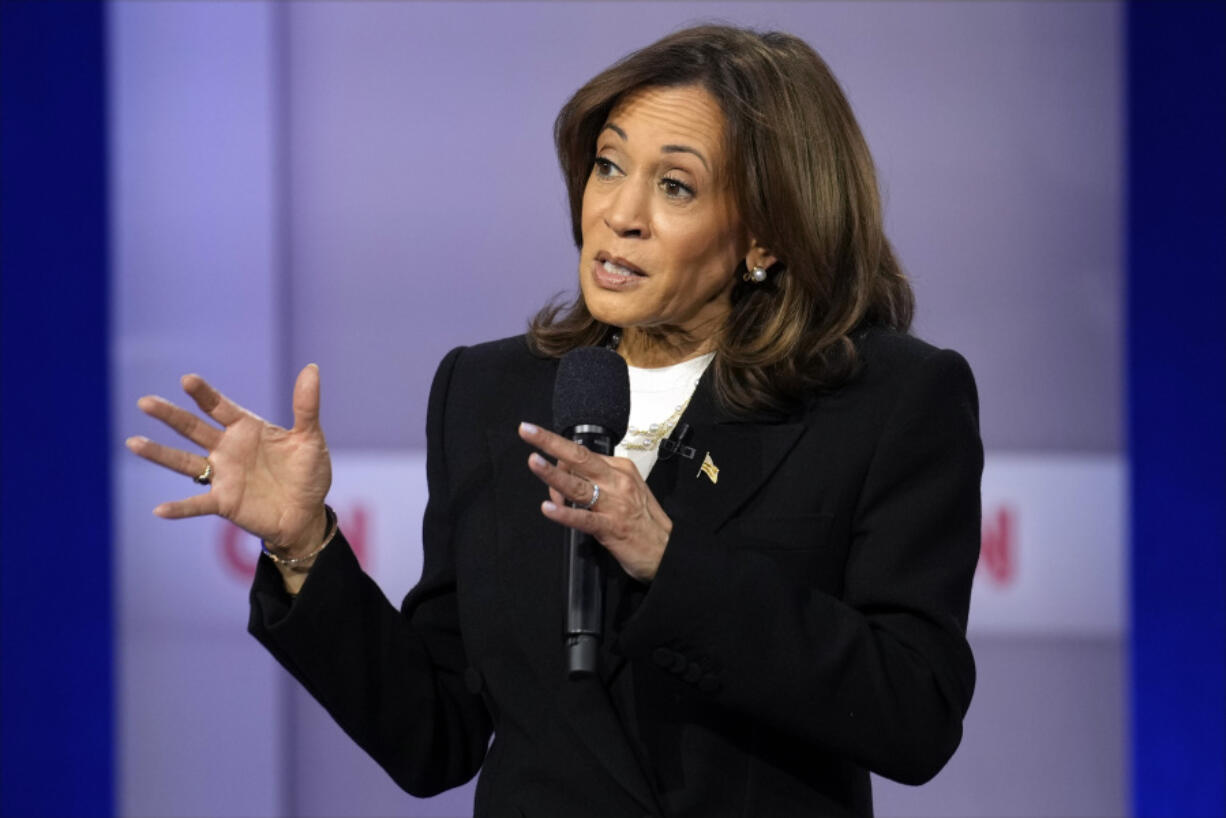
[618,327,717,368]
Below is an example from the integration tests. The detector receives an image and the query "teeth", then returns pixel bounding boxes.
[603,260,635,276]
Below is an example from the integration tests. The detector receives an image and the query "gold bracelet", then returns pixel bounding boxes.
[261,506,337,572]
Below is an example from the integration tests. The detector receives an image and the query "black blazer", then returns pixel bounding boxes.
[249,327,982,818]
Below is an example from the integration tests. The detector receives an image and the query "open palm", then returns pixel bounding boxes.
[127,364,332,555]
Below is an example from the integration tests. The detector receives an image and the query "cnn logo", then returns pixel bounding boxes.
[978,505,1016,586]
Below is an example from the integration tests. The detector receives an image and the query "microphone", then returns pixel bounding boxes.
[552,346,630,679]
[658,423,696,461]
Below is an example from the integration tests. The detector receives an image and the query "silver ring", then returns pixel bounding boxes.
[578,482,599,510]
[193,461,213,485]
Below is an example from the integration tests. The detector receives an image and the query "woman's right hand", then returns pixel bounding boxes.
[126,363,333,558]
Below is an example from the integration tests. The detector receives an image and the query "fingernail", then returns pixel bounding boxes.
[529,453,547,468]
[520,422,539,435]
[542,500,557,512]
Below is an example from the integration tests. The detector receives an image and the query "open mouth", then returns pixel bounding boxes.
[596,253,646,277]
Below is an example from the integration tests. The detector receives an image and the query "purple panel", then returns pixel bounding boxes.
[110,2,285,815]
[873,636,1126,817]
[284,1,1121,453]
[110,2,1126,816]
[279,4,1125,817]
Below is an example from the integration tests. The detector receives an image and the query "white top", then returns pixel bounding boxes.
[615,352,715,479]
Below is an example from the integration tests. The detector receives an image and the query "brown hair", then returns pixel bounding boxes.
[530,24,913,415]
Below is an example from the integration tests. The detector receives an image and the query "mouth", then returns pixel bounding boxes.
[595,252,646,278]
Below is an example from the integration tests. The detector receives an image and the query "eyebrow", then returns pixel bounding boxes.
[599,123,710,172]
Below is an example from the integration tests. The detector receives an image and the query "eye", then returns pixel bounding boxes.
[592,157,623,179]
[660,176,695,200]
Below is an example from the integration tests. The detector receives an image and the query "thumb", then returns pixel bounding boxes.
[292,363,321,431]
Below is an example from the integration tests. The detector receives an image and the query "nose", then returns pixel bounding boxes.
[603,179,649,239]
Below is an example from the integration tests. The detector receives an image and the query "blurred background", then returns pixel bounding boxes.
[2,1,1221,816]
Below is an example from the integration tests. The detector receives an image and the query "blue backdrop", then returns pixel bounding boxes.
[0,2,112,816]
[1128,3,1226,816]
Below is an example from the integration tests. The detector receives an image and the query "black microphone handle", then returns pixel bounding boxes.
[564,424,612,679]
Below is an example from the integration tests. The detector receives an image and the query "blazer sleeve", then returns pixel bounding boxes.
[616,347,982,785]
[248,345,492,797]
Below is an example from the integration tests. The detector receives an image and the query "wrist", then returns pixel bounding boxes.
[263,505,335,573]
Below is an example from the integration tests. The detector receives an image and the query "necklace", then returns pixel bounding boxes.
[606,330,709,453]
[620,372,702,452]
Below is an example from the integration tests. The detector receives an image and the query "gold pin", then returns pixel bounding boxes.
[698,452,719,484]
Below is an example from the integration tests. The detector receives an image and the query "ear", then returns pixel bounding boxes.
[743,240,779,272]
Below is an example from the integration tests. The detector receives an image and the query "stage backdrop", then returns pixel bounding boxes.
[113,2,1124,816]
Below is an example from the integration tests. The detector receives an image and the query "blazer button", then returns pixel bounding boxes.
[463,666,483,695]
[683,662,703,683]
[652,647,674,668]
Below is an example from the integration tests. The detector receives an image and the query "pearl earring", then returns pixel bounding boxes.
[742,265,768,284]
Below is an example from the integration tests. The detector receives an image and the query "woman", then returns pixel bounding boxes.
[129,25,981,817]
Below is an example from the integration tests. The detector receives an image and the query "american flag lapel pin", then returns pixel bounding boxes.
[698,451,719,484]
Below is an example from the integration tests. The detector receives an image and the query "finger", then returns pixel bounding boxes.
[292,363,321,432]
[153,492,220,519]
[528,452,596,504]
[136,395,223,450]
[181,374,246,427]
[518,422,610,478]
[540,499,604,536]
[126,435,211,479]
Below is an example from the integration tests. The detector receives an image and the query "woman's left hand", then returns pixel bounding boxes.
[519,422,671,582]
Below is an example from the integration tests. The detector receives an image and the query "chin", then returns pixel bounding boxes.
[584,297,630,329]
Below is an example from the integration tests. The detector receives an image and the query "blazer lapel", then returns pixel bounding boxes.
[648,367,805,534]
[603,371,805,685]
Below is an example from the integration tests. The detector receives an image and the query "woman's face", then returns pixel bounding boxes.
[578,85,752,348]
